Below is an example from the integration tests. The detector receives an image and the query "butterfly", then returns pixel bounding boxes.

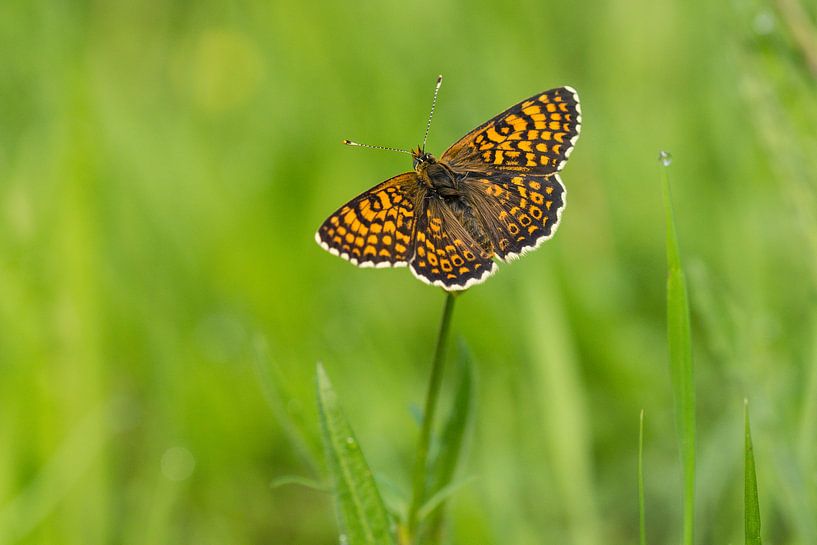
[315,76,581,291]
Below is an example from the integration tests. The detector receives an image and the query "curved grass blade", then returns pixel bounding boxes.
[316,364,395,545]
[661,151,696,545]
[744,400,762,545]
[639,409,647,545]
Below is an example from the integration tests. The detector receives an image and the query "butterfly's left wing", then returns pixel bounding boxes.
[315,172,422,267]
[459,171,566,261]
[409,197,497,291]
[441,87,581,175]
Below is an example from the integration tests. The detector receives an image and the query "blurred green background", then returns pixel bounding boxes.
[2,0,816,543]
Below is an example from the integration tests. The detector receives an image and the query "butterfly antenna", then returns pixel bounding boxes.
[342,139,412,155]
[421,75,443,152]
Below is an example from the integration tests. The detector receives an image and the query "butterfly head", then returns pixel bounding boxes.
[412,146,436,170]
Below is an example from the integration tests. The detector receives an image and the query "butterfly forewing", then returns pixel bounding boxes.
[460,172,566,261]
[409,199,497,290]
[315,173,422,267]
[441,87,581,175]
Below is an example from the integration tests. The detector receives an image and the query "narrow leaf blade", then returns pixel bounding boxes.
[744,400,762,545]
[316,364,395,545]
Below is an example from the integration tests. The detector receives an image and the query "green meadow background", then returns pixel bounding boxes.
[2,0,816,544]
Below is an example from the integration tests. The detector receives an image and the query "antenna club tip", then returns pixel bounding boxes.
[436,74,443,84]
[342,139,352,145]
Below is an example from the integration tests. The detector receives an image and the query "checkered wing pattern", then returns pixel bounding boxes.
[460,172,566,261]
[315,173,422,267]
[409,198,497,290]
[441,87,581,175]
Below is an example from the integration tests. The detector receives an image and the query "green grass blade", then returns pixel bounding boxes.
[421,342,475,543]
[661,151,696,545]
[639,409,647,545]
[316,364,395,545]
[744,400,762,545]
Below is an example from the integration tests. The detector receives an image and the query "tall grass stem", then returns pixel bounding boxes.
[407,292,457,540]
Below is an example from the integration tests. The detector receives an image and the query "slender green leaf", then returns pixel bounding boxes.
[421,342,475,543]
[638,409,647,545]
[661,151,696,545]
[744,400,762,545]
[316,364,395,545]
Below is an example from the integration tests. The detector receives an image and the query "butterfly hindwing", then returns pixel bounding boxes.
[409,197,497,290]
[460,172,566,261]
[315,173,422,267]
[441,87,581,175]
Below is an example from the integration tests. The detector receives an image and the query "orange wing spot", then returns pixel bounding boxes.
[428,253,439,266]
[500,126,510,135]
[545,200,553,210]
[552,144,562,155]
[534,121,547,130]
[344,210,357,224]
[551,113,562,121]
[498,141,516,150]
[519,215,532,227]
[458,266,470,274]
[370,223,382,233]
[395,231,411,244]
[526,130,539,140]
[482,150,493,161]
[525,153,537,166]
[499,210,509,220]
[367,235,378,244]
[383,221,396,234]
[330,216,340,226]
[382,234,393,245]
[354,236,365,247]
[539,155,551,165]
[345,233,354,244]
[538,94,551,103]
[395,242,407,254]
[522,105,541,116]
[363,246,376,256]
[546,103,557,112]
[463,250,475,261]
[509,117,528,132]
[530,207,543,220]
[529,180,541,190]
[351,247,362,256]
[416,246,426,257]
[531,192,544,205]
[545,186,554,195]
[493,150,505,165]
[541,131,553,141]
[508,223,520,235]
[451,255,464,267]
[332,236,342,245]
[554,133,565,143]
[548,121,561,130]
[522,100,535,108]
[518,141,532,152]
[486,127,504,143]
[377,192,391,209]
[378,249,391,257]
[337,226,348,236]
[530,113,546,122]
[558,103,568,112]
[528,225,539,234]
[535,143,549,153]
[440,259,453,272]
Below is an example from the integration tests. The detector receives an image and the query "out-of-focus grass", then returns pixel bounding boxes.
[0,0,815,544]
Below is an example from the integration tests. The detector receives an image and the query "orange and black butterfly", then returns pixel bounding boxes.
[315,76,581,291]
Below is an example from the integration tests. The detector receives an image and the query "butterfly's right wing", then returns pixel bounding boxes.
[441,87,581,175]
[315,172,422,268]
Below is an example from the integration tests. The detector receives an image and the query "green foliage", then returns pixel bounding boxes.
[661,155,697,545]
[744,401,762,545]
[316,364,395,545]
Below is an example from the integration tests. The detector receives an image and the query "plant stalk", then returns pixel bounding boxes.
[407,292,457,541]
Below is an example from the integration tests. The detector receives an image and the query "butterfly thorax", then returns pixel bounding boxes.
[413,149,493,255]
